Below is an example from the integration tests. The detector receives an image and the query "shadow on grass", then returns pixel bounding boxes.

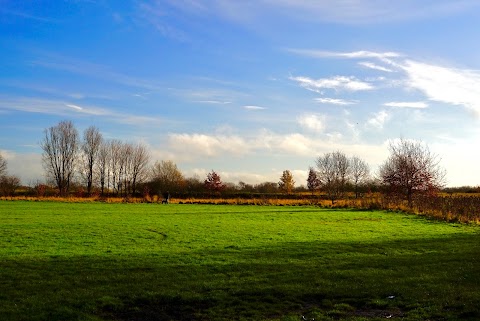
[1,233,479,321]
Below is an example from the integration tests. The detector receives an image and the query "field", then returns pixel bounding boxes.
[1,201,480,320]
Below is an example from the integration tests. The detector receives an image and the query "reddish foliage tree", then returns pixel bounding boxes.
[379,138,445,207]
[204,170,225,193]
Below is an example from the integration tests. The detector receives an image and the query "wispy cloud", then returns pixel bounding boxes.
[135,1,190,41]
[196,100,232,105]
[297,114,325,133]
[384,101,428,109]
[31,54,164,91]
[0,97,163,125]
[244,105,266,110]
[290,49,480,117]
[0,8,59,23]
[174,1,480,26]
[358,61,394,72]
[401,60,480,116]
[315,98,357,105]
[288,49,401,60]
[290,76,373,93]
[367,110,390,130]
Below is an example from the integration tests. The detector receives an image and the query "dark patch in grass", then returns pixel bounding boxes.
[100,295,213,321]
[145,229,168,239]
[352,307,404,318]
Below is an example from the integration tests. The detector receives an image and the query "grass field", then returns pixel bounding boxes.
[1,201,479,320]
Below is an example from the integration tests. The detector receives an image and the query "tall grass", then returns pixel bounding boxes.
[2,193,480,223]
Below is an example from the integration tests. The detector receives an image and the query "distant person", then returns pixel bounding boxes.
[162,191,170,204]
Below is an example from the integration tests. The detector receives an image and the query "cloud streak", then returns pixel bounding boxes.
[288,49,401,60]
[0,97,163,125]
[402,60,480,116]
[290,75,373,92]
[384,101,428,109]
[315,98,357,105]
[358,61,394,72]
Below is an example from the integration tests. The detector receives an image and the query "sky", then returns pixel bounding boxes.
[1,0,480,187]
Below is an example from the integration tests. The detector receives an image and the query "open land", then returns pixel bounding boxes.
[1,201,479,320]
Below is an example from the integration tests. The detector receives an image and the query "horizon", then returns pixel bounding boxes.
[2,1,480,187]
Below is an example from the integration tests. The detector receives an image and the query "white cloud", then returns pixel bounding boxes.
[244,105,266,110]
[0,150,43,184]
[166,129,389,169]
[0,97,163,125]
[168,133,250,157]
[142,1,480,28]
[402,60,480,116]
[384,101,428,109]
[196,100,232,104]
[297,114,325,133]
[367,110,390,130]
[314,98,357,105]
[358,61,394,72]
[288,49,401,60]
[290,75,373,92]
[66,104,83,111]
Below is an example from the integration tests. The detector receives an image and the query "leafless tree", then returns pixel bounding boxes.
[130,143,150,196]
[379,138,446,207]
[0,175,21,196]
[278,170,295,194]
[316,151,350,204]
[350,156,370,198]
[40,120,79,196]
[151,160,185,193]
[108,139,123,195]
[96,140,110,196]
[80,126,103,196]
[0,153,6,177]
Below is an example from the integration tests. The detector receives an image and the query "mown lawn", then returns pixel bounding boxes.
[0,201,479,320]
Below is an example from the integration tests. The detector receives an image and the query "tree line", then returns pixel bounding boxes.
[0,120,447,206]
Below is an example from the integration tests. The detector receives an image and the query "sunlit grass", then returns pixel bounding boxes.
[1,201,479,320]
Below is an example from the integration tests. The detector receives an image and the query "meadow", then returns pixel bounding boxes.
[1,201,479,320]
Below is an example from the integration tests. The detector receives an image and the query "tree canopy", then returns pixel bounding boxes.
[379,138,445,206]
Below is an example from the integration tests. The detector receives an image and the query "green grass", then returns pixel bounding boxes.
[1,201,479,320]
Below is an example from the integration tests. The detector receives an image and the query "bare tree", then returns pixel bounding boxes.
[151,160,185,193]
[278,170,295,194]
[0,153,6,177]
[379,138,445,207]
[96,140,110,196]
[108,139,123,195]
[350,156,370,198]
[130,143,150,196]
[306,166,321,195]
[316,151,350,204]
[80,126,103,196]
[40,120,79,196]
[0,175,21,196]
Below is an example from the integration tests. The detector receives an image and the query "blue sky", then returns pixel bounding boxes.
[2,0,480,187]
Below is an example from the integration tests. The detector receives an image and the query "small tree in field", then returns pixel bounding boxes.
[379,138,445,207]
[40,120,79,196]
[151,160,185,193]
[350,156,369,198]
[316,151,350,204]
[306,167,321,195]
[278,170,295,194]
[204,170,225,193]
